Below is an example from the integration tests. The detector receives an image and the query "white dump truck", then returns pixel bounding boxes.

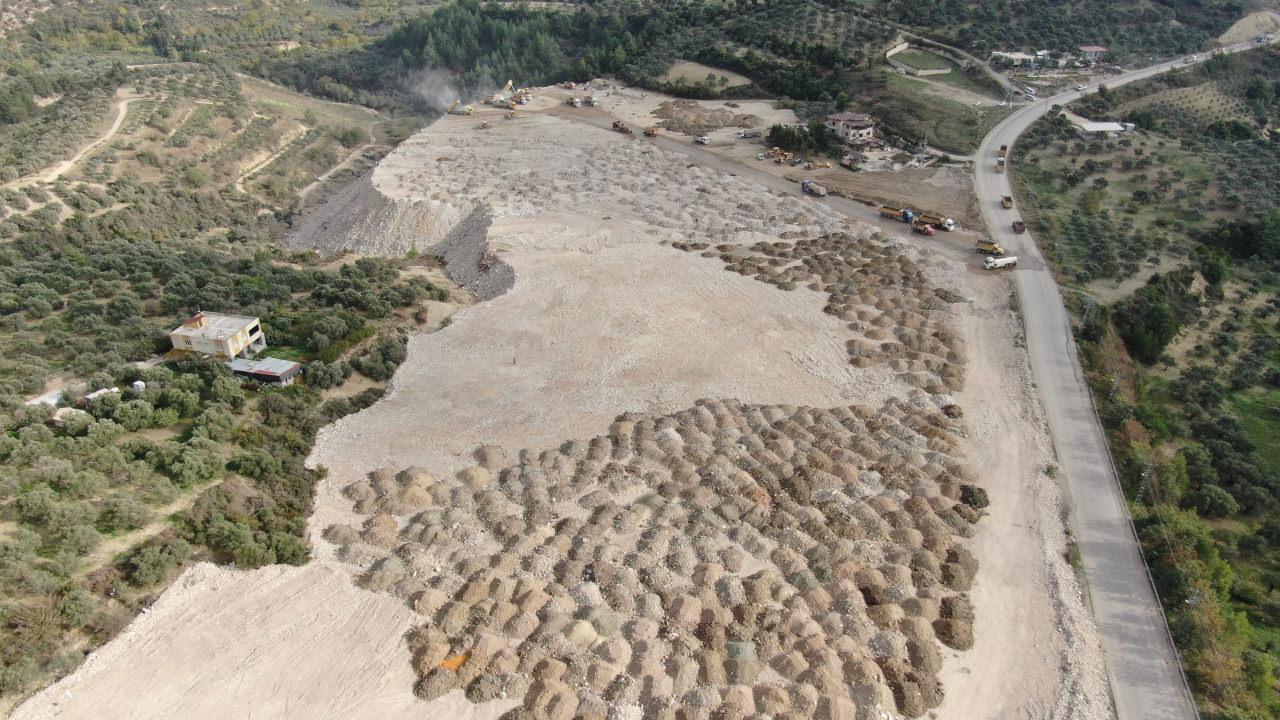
[737,129,762,139]
[695,136,710,145]
[801,179,827,197]
[984,256,1017,270]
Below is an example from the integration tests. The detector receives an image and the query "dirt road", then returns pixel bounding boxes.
[2,88,142,191]
[972,36,1275,720]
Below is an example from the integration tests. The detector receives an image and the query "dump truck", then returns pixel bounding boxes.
[447,100,474,116]
[737,129,762,139]
[1001,195,1013,209]
[586,96,600,107]
[1012,220,1026,233]
[996,157,1006,173]
[643,126,659,137]
[801,179,827,197]
[975,239,1005,255]
[567,97,582,108]
[879,206,915,223]
[695,136,710,145]
[910,219,936,236]
[998,144,1008,159]
[612,120,633,135]
[915,213,955,231]
[984,256,1017,269]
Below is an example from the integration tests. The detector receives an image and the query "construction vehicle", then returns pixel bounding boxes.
[975,239,1005,255]
[804,160,832,170]
[567,97,582,108]
[737,129,762,139]
[478,121,491,130]
[643,126,659,137]
[984,256,1017,269]
[513,88,532,105]
[915,213,955,231]
[1012,220,1026,233]
[447,100,474,116]
[586,96,600,107]
[801,179,827,197]
[1212,48,1228,57]
[483,80,516,106]
[996,157,1006,173]
[998,144,1008,159]
[612,120,633,135]
[879,205,915,223]
[559,81,577,90]
[504,111,519,120]
[1001,195,1013,209]
[910,218,936,236]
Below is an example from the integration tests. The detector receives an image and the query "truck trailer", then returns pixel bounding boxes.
[801,180,827,197]
[879,206,915,223]
[984,256,1017,270]
[915,213,955,231]
[910,219,936,236]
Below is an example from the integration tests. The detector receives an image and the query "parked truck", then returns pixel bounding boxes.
[1001,195,1014,209]
[975,239,1005,255]
[984,256,1017,270]
[996,157,1006,173]
[879,205,915,223]
[915,213,955,231]
[910,218,936,236]
[801,179,827,197]
[737,129,762,139]
[611,120,633,135]
[567,97,583,108]
[586,95,600,107]
[1012,220,1026,233]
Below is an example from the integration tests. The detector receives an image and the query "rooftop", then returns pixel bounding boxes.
[229,357,301,377]
[826,112,874,126]
[171,312,260,340]
[1078,45,1109,53]
[1077,121,1126,133]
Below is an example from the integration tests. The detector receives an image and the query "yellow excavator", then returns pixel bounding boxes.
[447,100,474,116]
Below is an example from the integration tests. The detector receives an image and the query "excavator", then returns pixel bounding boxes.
[447,100,474,116]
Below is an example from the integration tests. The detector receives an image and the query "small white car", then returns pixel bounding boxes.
[974,100,982,106]
[695,136,710,145]
[1075,84,1087,91]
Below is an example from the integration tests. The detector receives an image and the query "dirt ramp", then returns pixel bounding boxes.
[287,174,472,257]
[429,207,513,301]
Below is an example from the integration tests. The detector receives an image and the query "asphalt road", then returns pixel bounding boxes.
[974,38,1273,720]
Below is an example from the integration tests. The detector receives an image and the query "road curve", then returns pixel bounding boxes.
[974,37,1272,720]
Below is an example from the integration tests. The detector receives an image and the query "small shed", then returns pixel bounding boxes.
[1078,45,1109,61]
[228,357,302,387]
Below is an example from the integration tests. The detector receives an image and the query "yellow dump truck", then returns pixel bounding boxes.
[975,239,1005,255]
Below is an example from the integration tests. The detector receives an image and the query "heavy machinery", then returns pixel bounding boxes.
[975,239,1005,255]
[447,100,474,116]
[586,96,600,107]
[695,136,710,145]
[478,121,491,130]
[915,213,955,231]
[910,218,936,236]
[504,111,519,120]
[483,80,516,106]
[879,205,915,223]
[737,129,762,139]
[612,120,633,135]
[559,81,577,90]
[1001,195,1014,209]
[801,179,827,197]
[513,87,533,104]
[998,144,1008,159]
[1012,220,1026,233]
[643,126,659,137]
[996,157,1006,173]
[984,256,1018,269]
[567,97,583,108]
[804,160,832,170]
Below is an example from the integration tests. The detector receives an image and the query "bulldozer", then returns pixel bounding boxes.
[447,100,474,116]
[643,126,659,137]
[513,87,533,104]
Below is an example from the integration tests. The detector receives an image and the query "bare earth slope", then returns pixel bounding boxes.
[12,89,1108,720]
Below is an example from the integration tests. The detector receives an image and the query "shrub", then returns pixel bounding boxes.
[1189,484,1239,518]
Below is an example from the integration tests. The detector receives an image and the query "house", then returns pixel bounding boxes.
[228,357,302,387]
[1078,45,1109,62]
[990,51,1035,66]
[824,112,876,144]
[170,311,266,359]
[1075,120,1130,137]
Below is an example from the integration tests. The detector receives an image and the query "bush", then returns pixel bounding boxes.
[123,535,191,586]
[1189,484,1240,518]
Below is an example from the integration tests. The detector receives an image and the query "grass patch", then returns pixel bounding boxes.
[875,73,1014,153]
[1230,387,1280,478]
[892,49,951,71]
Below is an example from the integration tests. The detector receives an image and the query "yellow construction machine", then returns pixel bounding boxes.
[447,100,474,116]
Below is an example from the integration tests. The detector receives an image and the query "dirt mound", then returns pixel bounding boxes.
[328,397,979,719]
[652,99,762,136]
[286,174,472,257]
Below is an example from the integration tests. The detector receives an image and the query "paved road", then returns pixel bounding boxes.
[974,37,1273,720]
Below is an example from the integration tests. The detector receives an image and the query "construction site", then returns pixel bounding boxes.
[11,83,1111,720]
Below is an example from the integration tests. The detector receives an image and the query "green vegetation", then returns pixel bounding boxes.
[875,0,1241,59]
[892,48,951,71]
[1015,46,1280,720]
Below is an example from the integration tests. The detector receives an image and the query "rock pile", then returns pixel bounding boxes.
[672,231,966,394]
[652,99,762,135]
[325,398,986,719]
